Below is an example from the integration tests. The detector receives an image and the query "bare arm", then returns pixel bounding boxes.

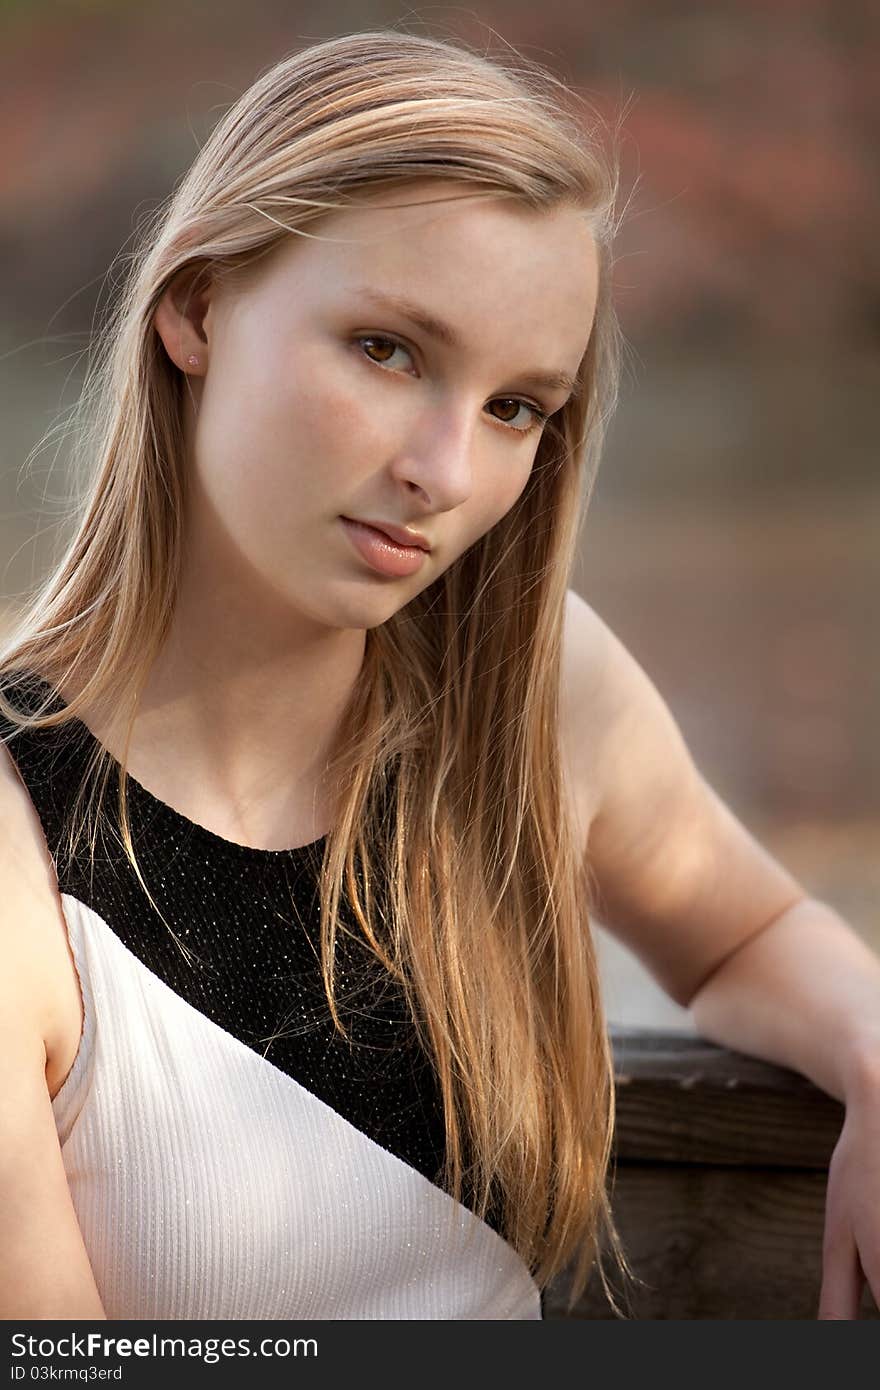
[0,1019,108,1319]
[562,587,880,1098]
[0,747,107,1319]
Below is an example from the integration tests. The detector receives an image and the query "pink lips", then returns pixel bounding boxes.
[340,518,428,578]
[353,518,430,550]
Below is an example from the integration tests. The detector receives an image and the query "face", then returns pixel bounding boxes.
[156,179,599,635]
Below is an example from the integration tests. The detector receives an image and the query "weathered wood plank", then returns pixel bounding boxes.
[547,1163,879,1319]
[609,1027,845,1168]
[544,1028,878,1319]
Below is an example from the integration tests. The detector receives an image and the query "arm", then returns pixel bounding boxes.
[0,748,108,1319]
[561,588,880,1315]
[687,896,880,1107]
[0,1020,109,1320]
[562,588,880,1094]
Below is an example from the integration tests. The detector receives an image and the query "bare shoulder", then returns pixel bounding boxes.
[0,742,84,1100]
[560,585,713,848]
[558,586,805,1007]
[0,742,106,1317]
[558,587,629,844]
[560,581,688,777]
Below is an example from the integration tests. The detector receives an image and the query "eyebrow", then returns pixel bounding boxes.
[351,287,583,399]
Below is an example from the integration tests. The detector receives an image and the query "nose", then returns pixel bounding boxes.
[388,405,475,513]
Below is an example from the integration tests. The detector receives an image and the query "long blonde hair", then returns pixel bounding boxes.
[1,30,632,1311]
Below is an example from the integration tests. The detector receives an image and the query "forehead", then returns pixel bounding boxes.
[307,179,596,279]
[264,180,597,283]
[246,180,600,365]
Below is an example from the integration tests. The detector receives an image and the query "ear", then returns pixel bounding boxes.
[152,265,214,376]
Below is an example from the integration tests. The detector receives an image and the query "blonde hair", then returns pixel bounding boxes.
[1,30,633,1311]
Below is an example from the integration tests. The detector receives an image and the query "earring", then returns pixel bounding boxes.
[187,354,200,367]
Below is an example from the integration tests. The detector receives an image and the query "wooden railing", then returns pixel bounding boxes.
[544,1027,880,1320]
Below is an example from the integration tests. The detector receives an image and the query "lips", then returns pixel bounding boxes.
[342,517,430,551]
[340,517,429,578]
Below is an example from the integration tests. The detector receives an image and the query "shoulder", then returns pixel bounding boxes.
[560,584,709,833]
[0,742,106,1317]
[0,740,82,1093]
[558,587,806,1006]
[559,583,712,903]
[560,586,616,724]
[558,587,648,846]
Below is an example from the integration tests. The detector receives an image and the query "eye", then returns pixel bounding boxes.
[355,334,549,436]
[485,398,549,434]
[357,335,415,372]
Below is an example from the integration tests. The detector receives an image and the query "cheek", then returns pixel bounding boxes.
[479,457,534,529]
[291,373,371,464]
[272,348,394,496]
[450,462,533,568]
[195,349,375,515]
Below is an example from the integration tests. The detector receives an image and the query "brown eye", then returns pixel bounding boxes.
[361,336,396,362]
[486,398,546,433]
[357,337,545,435]
[358,335,412,369]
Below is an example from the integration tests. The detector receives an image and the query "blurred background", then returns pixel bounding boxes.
[1,0,877,1028]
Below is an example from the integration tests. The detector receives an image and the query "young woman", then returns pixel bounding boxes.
[1,30,878,1322]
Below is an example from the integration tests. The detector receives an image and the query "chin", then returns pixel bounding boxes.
[304,580,415,634]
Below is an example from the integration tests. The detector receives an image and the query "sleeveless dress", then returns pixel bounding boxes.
[0,673,541,1321]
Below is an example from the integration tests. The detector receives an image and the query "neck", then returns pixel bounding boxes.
[71,596,368,853]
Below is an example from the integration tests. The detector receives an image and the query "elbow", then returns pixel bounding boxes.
[681,891,812,1011]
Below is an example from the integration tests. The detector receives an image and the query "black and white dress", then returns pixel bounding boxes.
[0,674,541,1320]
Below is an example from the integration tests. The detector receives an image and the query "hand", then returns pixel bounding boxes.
[818,1095,880,1319]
